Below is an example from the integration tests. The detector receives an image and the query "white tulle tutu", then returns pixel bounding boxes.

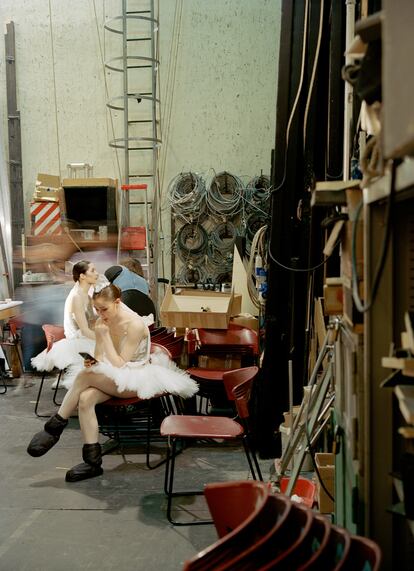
[85,348,198,400]
[31,337,96,388]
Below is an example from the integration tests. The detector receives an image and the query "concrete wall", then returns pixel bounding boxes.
[0,0,281,278]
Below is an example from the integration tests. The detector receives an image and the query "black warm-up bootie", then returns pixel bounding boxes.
[27,414,68,457]
[65,443,103,483]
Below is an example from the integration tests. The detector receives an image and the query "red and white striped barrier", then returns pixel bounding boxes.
[30,201,63,236]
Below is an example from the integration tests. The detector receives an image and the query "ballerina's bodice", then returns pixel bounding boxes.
[114,320,151,365]
[63,283,94,339]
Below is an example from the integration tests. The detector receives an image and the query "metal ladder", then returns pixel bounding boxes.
[104,0,161,305]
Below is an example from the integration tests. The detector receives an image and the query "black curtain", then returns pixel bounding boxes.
[256,0,345,458]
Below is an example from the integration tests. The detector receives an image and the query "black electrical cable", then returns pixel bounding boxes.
[176,223,209,256]
[268,239,340,273]
[351,159,398,313]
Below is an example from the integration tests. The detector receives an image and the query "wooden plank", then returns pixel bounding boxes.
[382,356,414,371]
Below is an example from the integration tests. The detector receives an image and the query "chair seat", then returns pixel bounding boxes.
[102,396,143,407]
[187,367,226,381]
[160,415,244,439]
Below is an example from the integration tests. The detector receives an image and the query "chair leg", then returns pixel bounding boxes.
[34,373,47,417]
[52,370,63,406]
[249,443,263,482]
[0,370,7,394]
[163,438,212,526]
[242,437,262,481]
[146,400,167,470]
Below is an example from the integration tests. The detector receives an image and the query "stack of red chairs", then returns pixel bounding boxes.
[186,323,259,414]
[183,480,382,570]
[150,327,185,361]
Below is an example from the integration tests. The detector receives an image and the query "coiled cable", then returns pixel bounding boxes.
[167,172,206,222]
[206,171,244,218]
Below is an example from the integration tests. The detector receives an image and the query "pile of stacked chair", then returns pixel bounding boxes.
[183,480,382,570]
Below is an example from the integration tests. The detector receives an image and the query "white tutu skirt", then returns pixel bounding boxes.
[31,337,96,389]
[85,349,199,400]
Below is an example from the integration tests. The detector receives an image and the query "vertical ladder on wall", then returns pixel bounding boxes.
[105,0,161,306]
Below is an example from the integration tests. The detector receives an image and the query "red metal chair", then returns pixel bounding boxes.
[160,367,262,525]
[97,343,177,469]
[33,324,65,417]
[187,324,259,414]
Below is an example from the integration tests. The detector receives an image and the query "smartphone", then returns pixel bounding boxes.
[79,352,98,363]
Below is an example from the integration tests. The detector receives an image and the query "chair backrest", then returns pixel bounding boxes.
[121,289,156,319]
[231,376,257,420]
[340,535,382,571]
[184,481,285,571]
[256,502,314,570]
[151,331,175,345]
[150,326,167,337]
[222,499,325,571]
[300,524,350,571]
[162,336,185,359]
[42,324,65,352]
[222,367,259,402]
[150,342,172,359]
[198,326,259,355]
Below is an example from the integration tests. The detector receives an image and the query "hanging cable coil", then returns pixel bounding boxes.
[167,172,206,221]
[206,171,244,218]
[209,221,238,252]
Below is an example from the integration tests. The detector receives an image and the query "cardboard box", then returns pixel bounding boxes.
[160,287,235,329]
[61,177,116,188]
[34,173,62,203]
[197,355,242,370]
[323,278,344,315]
[33,174,67,226]
[315,453,335,513]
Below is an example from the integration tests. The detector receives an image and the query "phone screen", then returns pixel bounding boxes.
[79,352,97,362]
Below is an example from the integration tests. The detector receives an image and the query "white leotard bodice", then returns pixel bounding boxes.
[63,283,95,339]
[116,308,151,365]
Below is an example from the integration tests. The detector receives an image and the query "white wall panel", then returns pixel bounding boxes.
[0,0,281,275]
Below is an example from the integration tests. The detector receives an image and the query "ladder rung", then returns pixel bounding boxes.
[129,174,155,178]
[127,65,152,69]
[128,119,154,124]
[121,184,148,190]
[128,147,154,151]
[128,201,153,205]
[127,37,151,42]
[128,92,152,96]
[126,10,151,14]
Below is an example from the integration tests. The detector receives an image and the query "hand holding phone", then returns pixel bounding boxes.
[79,352,98,365]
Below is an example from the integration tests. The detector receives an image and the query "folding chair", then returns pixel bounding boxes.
[33,324,65,417]
[160,367,262,525]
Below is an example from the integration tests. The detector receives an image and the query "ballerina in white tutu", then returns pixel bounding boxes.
[27,283,198,482]
[31,260,99,387]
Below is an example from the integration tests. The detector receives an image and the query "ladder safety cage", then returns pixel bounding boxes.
[104,0,161,306]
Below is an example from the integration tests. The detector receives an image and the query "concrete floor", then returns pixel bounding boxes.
[0,375,271,571]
